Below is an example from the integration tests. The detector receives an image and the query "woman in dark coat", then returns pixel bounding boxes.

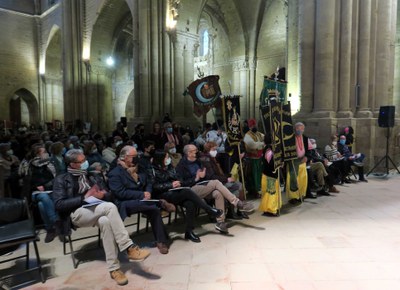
[150,150,222,243]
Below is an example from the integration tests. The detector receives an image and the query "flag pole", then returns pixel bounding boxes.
[237,142,247,200]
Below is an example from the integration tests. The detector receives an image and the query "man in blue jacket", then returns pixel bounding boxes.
[108,145,174,255]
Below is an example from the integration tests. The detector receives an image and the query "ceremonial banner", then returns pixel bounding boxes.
[187,75,222,117]
[281,103,297,161]
[260,102,297,169]
[222,95,243,145]
[260,77,287,107]
[261,104,283,169]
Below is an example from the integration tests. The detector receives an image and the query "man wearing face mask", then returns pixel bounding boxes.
[161,122,182,153]
[243,118,264,197]
[199,142,254,219]
[308,139,340,193]
[131,123,145,152]
[107,146,175,255]
[102,136,123,165]
[138,140,156,177]
[53,149,151,286]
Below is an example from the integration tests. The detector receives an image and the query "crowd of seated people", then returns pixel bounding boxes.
[0,119,367,285]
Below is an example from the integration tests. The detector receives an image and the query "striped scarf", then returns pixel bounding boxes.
[67,167,91,194]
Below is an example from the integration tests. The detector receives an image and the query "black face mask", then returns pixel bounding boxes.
[149,148,156,156]
[131,156,139,165]
[251,127,258,133]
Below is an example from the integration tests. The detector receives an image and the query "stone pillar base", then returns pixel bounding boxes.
[312,111,336,118]
[355,110,373,118]
[337,111,354,118]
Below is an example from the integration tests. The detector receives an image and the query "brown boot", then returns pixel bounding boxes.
[127,245,150,262]
[159,199,176,212]
[329,186,340,193]
[110,269,128,286]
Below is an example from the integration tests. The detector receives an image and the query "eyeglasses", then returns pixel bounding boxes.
[73,158,86,164]
[126,155,138,158]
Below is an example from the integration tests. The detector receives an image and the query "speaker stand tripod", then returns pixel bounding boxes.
[367,127,400,176]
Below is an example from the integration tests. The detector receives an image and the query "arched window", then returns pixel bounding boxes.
[199,29,209,56]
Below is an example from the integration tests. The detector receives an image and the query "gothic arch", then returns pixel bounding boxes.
[9,89,39,126]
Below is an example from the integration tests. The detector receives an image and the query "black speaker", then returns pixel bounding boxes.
[120,117,127,127]
[378,106,395,128]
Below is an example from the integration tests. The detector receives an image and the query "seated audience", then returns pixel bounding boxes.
[49,141,67,175]
[30,143,60,242]
[0,142,21,198]
[83,140,108,170]
[53,149,150,286]
[138,140,155,176]
[107,146,174,254]
[147,121,163,150]
[324,134,351,183]
[308,138,340,193]
[102,136,122,165]
[176,144,250,234]
[164,141,182,168]
[151,150,223,243]
[199,141,254,219]
[338,135,367,182]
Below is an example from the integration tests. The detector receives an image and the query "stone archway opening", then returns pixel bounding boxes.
[9,89,39,128]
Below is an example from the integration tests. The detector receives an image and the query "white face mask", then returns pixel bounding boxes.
[80,160,89,170]
[311,144,317,150]
[115,141,123,147]
[165,157,172,166]
[41,153,50,160]
[6,149,13,155]
[209,150,218,158]
[169,148,176,154]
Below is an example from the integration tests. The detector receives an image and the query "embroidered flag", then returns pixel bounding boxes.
[187,75,221,117]
[221,95,243,145]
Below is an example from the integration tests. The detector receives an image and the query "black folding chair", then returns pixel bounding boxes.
[0,197,45,285]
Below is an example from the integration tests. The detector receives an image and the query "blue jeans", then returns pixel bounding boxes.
[32,192,59,230]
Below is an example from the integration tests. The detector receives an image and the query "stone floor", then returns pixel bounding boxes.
[1,173,400,290]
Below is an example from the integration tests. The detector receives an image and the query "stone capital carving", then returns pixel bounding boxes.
[232,59,249,71]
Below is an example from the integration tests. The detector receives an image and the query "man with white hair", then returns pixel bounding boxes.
[176,144,254,234]
[108,145,175,255]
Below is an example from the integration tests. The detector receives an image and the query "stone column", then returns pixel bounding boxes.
[163,32,173,117]
[373,0,393,113]
[172,35,185,120]
[356,0,372,117]
[238,59,249,120]
[62,0,85,124]
[131,0,141,119]
[313,0,336,117]
[248,58,257,118]
[297,0,315,115]
[337,0,353,118]
[232,61,240,97]
[183,36,198,118]
[287,0,300,113]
